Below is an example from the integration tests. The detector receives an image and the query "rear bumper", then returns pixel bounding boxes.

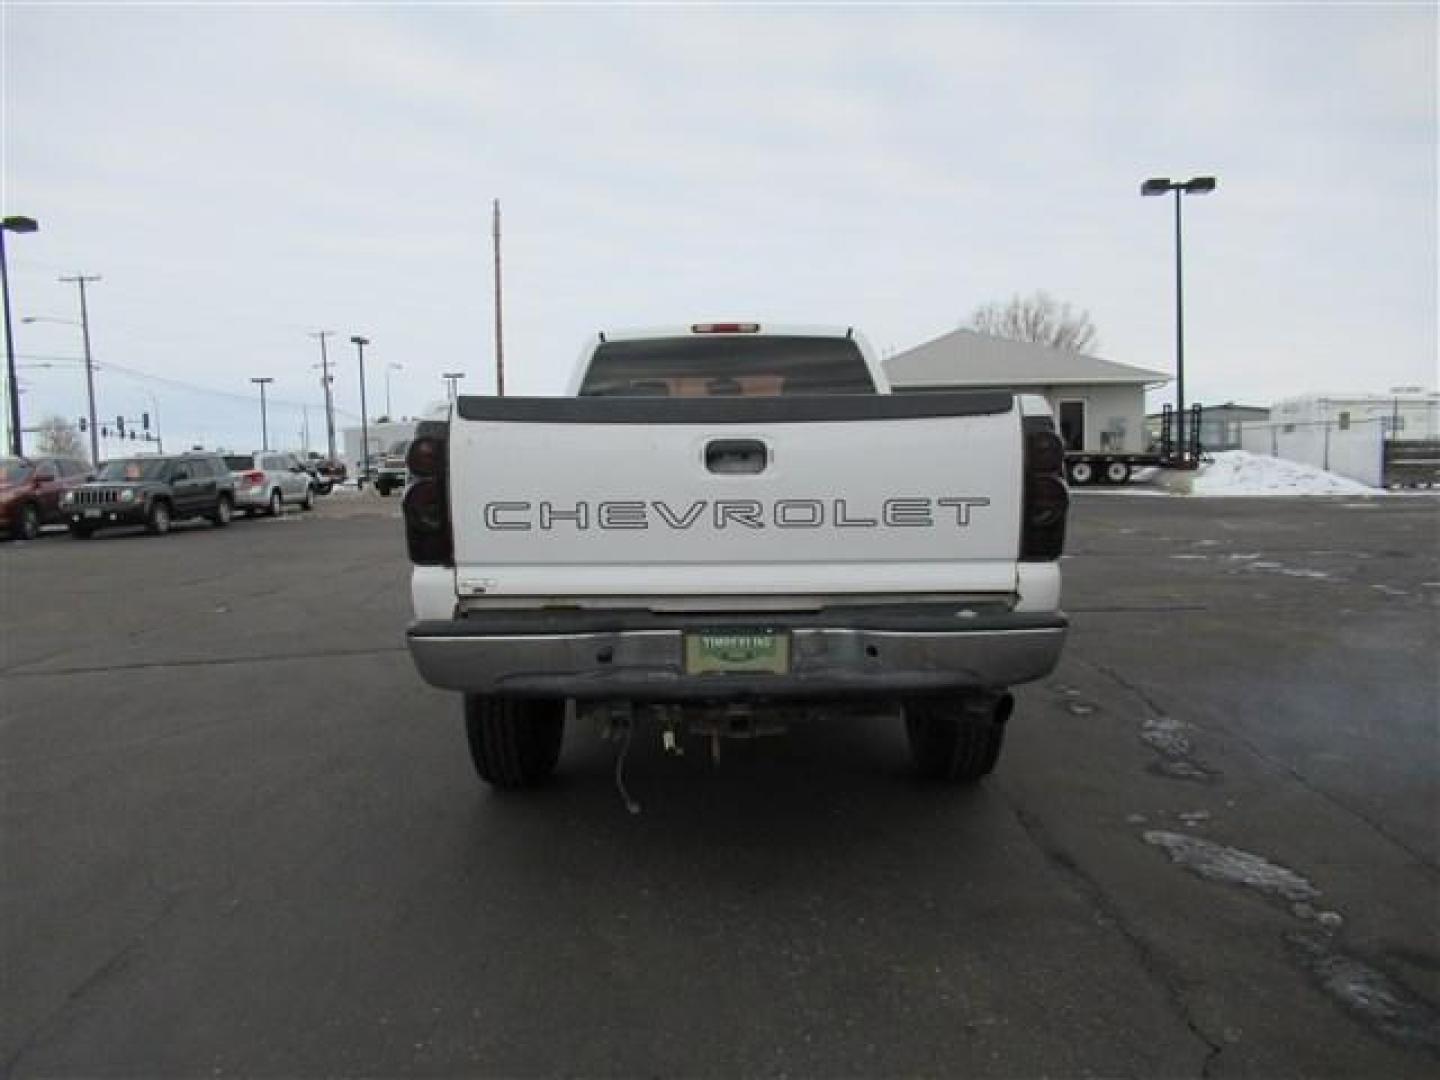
[406,606,1067,701]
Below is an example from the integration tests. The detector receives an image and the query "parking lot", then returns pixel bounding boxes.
[2,490,1437,1077]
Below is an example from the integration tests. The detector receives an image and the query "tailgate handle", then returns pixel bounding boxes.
[705,439,768,475]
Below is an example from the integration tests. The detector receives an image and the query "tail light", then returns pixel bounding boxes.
[1021,419,1068,561]
[242,470,265,486]
[403,422,452,565]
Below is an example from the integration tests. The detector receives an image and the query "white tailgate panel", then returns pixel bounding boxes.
[450,412,1022,597]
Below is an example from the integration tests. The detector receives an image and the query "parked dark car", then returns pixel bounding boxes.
[0,455,92,540]
[62,452,236,538]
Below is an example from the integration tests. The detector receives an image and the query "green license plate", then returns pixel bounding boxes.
[684,631,790,675]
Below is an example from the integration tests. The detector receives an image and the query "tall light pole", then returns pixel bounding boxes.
[310,330,337,463]
[1141,175,1216,464]
[351,335,370,482]
[493,199,505,396]
[385,361,402,418]
[250,377,274,451]
[442,371,465,404]
[2,215,40,455]
[57,273,102,464]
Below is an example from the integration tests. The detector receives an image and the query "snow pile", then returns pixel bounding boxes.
[1190,451,1375,497]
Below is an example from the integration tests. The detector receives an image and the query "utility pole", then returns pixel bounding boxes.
[60,273,102,465]
[251,377,274,451]
[493,198,505,396]
[310,330,337,462]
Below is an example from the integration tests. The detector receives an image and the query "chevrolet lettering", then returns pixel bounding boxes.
[480,497,992,532]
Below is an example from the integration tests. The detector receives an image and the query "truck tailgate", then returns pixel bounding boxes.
[448,394,1022,601]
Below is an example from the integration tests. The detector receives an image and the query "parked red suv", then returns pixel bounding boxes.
[0,456,92,541]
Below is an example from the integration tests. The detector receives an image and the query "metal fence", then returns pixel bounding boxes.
[1239,417,1385,487]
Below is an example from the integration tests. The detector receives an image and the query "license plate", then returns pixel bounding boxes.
[684,630,789,675]
[84,509,101,519]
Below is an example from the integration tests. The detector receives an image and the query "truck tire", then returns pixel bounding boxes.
[904,693,1010,783]
[145,499,172,535]
[1104,461,1131,485]
[464,696,565,789]
[1066,460,1094,486]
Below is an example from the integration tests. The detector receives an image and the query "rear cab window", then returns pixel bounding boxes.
[223,455,254,472]
[579,335,876,397]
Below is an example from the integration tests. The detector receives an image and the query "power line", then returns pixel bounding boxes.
[95,359,361,419]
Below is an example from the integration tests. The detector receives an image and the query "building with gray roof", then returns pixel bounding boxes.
[885,328,1171,456]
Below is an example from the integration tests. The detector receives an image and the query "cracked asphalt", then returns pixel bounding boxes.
[2,489,1437,1077]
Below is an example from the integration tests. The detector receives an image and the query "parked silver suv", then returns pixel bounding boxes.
[224,452,316,516]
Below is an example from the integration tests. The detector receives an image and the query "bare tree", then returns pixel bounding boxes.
[35,415,87,460]
[967,291,1099,354]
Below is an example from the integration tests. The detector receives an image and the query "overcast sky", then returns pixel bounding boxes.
[3,3,1435,456]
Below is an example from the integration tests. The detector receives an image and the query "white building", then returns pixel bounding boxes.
[1267,389,1440,440]
[884,328,1171,455]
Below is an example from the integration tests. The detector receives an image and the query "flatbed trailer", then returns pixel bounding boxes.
[1065,403,1203,486]
[1064,452,1166,486]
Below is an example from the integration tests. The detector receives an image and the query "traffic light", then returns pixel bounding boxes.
[142,412,150,430]
[116,416,126,436]
[78,417,87,432]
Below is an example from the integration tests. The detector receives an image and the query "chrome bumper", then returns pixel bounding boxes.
[406,607,1067,701]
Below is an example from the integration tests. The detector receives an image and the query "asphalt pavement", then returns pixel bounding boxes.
[1,488,1437,1078]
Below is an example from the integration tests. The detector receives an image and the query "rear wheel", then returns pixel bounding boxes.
[464,696,566,789]
[1104,460,1131,485]
[1066,460,1094,486]
[904,693,1010,783]
[211,495,233,526]
[145,500,172,535]
[267,489,282,517]
[301,485,315,511]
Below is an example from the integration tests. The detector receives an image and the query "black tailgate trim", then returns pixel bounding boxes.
[455,392,1014,424]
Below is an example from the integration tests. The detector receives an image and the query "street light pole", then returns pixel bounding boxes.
[22,312,101,462]
[250,377,274,451]
[351,335,370,482]
[310,330,337,463]
[385,362,402,418]
[1141,175,1216,464]
[2,216,40,456]
[442,372,465,404]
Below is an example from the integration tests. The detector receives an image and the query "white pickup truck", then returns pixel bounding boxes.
[403,323,1069,792]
